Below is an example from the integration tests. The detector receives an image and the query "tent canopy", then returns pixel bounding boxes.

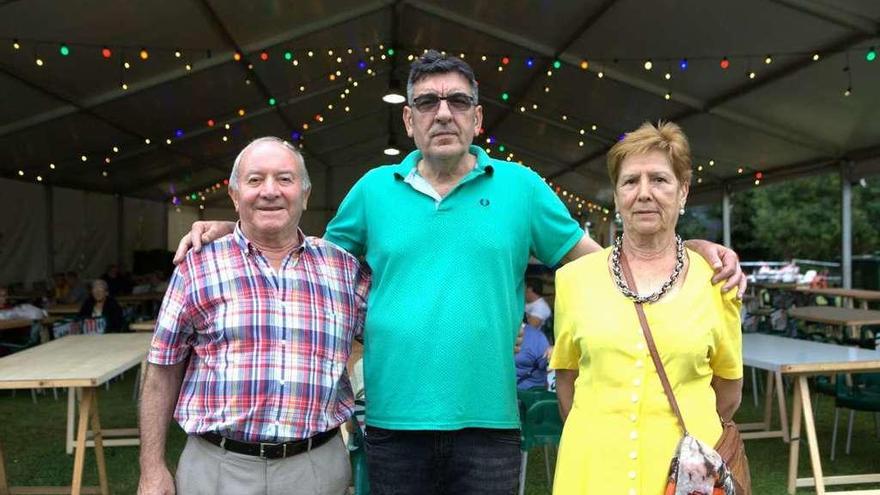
[1,0,879,217]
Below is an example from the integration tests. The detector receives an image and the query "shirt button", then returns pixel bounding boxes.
[631,393,639,403]
[630,431,638,440]
[628,471,636,479]
[630,451,638,459]
[633,378,642,386]
[630,414,637,422]
[635,360,643,368]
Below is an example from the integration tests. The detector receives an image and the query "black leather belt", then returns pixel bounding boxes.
[199,427,338,459]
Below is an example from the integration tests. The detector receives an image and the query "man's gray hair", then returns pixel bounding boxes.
[406,50,479,104]
[228,136,311,191]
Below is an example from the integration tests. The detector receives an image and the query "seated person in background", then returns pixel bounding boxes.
[515,323,552,390]
[0,286,10,310]
[64,271,89,305]
[102,264,132,297]
[78,279,124,332]
[52,272,69,303]
[525,278,551,329]
[150,271,169,294]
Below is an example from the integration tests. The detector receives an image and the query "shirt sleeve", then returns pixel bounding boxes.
[147,259,195,365]
[528,173,584,267]
[324,176,368,257]
[353,261,371,338]
[710,287,744,380]
[549,266,580,370]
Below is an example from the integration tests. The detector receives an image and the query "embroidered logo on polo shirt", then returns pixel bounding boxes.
[479,198,490,207]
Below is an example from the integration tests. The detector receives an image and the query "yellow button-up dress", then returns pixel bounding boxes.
[549,248,742,495]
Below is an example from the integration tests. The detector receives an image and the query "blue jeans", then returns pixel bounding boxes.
[365,426,521,495]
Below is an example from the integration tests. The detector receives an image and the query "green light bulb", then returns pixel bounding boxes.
[552,60,561,69]
[59,45,70,56]
[501,92,509,101]
[284,51,292,61]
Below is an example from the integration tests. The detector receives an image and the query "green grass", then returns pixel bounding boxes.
[1,373,879,494]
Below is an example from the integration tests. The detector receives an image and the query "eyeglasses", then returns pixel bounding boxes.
[410,93,476,113]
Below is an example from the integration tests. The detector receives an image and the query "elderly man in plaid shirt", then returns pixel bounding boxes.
[137,137,370,495]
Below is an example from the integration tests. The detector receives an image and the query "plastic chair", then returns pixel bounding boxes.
[517,388,556,414]
[348,398,369,495]
[831,373,880,460]
[349,420,369,495]
[518,399,563,495]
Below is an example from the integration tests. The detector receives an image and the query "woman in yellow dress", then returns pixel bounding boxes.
[550,121,743,495]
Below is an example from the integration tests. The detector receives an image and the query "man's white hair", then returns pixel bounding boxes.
[228,137,311,191]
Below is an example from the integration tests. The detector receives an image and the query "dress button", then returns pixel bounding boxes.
[628,471,637,479]
[631,393,639,403]
[633,378,641,386]
[636,342,644,351]
[629,489,637,495]
[630,414,637,422]
[630,451,638,459]
[635,360,643,368]
[630,430,638,440]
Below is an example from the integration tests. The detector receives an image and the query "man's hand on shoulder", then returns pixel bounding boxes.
[684,239,746,298]
[172,221,236,265]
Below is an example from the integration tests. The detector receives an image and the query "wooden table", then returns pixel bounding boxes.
[788,306,880,341]
[46,304,80,316]
[0,319,31,331]
[0,333,152,495]
[0,317,58,343]
[742,334,880,494]
[795,287,880,310]
[129,320,156,332]
[116,293,163,304]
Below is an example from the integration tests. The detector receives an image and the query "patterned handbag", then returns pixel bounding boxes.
[620,252,751,495]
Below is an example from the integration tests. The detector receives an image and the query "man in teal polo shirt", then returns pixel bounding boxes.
[175,50,744,494]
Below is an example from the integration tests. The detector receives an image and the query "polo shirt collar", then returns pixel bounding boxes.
[392,145,495,181]
[232,221,310,256]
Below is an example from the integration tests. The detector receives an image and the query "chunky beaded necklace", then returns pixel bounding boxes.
[611,234,684,304]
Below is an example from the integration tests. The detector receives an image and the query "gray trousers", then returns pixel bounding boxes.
[176,433,351,495]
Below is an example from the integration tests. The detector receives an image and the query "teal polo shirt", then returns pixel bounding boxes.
[325,145,583,430]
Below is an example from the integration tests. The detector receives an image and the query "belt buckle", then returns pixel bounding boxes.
[259,442,268,459]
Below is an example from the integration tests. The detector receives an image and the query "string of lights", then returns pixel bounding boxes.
[5,40,861,208]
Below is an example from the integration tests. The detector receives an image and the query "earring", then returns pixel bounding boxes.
[679,206,686,215]
[614,211,621,222]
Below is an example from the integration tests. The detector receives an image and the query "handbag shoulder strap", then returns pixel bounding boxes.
[619,250,689,435]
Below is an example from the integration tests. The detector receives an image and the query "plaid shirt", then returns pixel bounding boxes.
[148,225,370,442]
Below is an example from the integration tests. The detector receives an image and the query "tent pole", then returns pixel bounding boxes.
[841,162,853,289]
[722,184,732,249]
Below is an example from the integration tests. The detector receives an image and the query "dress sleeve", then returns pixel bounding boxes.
[549,266,580,370]
[710,287,743,380]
